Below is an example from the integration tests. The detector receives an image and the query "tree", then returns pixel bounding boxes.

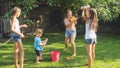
[0,0,38,28]
[0,0,38,18]
[45,0,120,22]
[1,0,120,22]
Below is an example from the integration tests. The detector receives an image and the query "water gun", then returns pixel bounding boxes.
[69,16,77,23]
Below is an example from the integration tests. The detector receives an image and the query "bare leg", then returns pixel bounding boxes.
[36,56,40,63]
[64,37,69,50]
[92,44,95,62]
[86,44,92,68]
[14,42,19,68]
[71,35,76,56]
[17,40,24,68]
[39,51,43,60]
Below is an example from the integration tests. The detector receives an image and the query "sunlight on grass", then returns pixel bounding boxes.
[0,33,120,68]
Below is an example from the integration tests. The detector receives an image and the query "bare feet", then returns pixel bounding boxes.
[36,61,40,64]
[15,65,20,68]
[72,54,76,57]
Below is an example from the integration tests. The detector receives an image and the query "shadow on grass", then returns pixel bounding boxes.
[1,33,120,68]
[37,65,81,68]
[0,53,14,66]
[95,33,120,61]
[22,33,65,46]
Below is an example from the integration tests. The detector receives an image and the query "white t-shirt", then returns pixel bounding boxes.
[85,19,96,39]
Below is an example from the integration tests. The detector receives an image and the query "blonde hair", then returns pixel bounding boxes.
[35,28,43,35]
[12,7,21,16]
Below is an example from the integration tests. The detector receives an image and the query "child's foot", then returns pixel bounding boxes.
[72,54,76,57]
[15,66,20,68]
[16,67,20,68]
[15,65,20,68]
[36,61,40,64]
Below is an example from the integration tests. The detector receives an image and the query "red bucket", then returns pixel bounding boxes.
[50,51,60,62]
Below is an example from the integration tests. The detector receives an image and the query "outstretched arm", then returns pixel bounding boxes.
[20,24,28,28]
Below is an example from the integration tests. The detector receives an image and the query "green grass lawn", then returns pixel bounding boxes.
[0,33,120,68]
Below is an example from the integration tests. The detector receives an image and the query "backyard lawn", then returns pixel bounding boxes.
[0,33,120,68]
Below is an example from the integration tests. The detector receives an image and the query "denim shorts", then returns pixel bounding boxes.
[85,38,97,44]
[35,49,42,56]
[65,30,76,37]
[11,35,21,42]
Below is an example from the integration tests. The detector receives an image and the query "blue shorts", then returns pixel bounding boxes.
[35,49,42,56]
[11,35,21,42]
[65,30,76,37]
[85,38,97,44]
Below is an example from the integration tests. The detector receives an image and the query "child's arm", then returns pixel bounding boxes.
[64,18,73,27]
[81,9,85,18]
[20,24,28,28]
[81,8,87,21]
[39,38,48,47]
[86,8,90,18]
[81,7,90,23]
[11,16,24,38]
[40,42,46,46]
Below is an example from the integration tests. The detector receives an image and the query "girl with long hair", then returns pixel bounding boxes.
[81,7,98,68]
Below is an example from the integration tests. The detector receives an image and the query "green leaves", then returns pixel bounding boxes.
[46,0,120,22]
[91,0,120,21]
[14,0,38,18]
[1,0,120,22]
[1,0,38,18]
